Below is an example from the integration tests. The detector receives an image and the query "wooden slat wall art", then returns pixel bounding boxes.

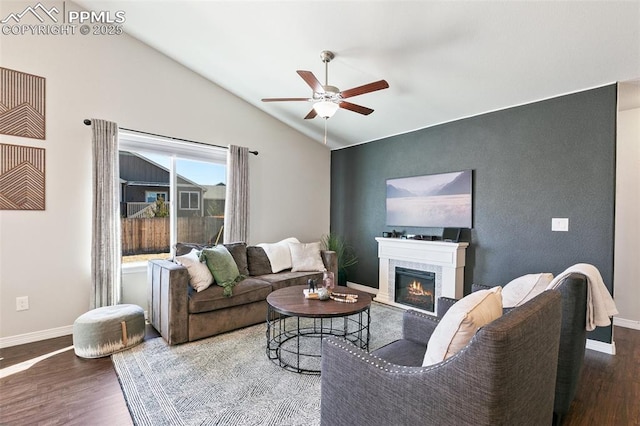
[0,67,46,139]
[0,143,45,210]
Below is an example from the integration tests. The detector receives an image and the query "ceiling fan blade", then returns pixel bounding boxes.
[304,109,317,120]
[261,97,311,102]
[339,101,374,115]
[297,70,324,93]
[340,80,389,99]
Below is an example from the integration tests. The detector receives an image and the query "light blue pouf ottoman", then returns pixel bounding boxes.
[73,304,145,358]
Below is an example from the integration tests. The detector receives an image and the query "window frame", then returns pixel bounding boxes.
[145,191,168,203]
[179,190,200,210]
[119,130,227,268]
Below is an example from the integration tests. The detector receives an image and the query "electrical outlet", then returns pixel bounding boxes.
[16,296,29,311]
[552,218,569,232]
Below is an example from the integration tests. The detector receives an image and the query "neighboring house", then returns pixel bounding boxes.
[119,151,206,218]
[202,183,226,217]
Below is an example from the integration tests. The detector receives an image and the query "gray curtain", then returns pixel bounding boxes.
[91,119,121,308]
[223,145,249,243]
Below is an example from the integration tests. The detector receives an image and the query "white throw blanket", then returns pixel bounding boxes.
[257,237,300,273]
[546,263,618,331]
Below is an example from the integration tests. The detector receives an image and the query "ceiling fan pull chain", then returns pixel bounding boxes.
[324,118,328,144]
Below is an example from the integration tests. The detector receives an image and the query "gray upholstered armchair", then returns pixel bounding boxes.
[320,290,562,426]
[438,273,588,425]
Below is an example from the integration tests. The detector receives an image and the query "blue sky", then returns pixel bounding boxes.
[142,153,226,185]
[178,160,226,185]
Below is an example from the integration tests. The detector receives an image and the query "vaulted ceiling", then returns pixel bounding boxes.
[76,1,640,149]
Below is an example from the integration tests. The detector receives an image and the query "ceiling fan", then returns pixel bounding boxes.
[261,50,389,120]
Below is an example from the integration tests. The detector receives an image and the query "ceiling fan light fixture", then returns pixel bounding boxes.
[313,101,339,118]
[261,50,389,125]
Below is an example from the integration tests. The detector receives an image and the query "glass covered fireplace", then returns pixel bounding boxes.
[395,267,436,313]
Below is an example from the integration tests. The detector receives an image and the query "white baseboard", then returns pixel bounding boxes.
[0,325,73,349]
[613,317,640,330]
[586,338,616,355]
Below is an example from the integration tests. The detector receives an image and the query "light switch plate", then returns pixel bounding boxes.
[552,218,569,232]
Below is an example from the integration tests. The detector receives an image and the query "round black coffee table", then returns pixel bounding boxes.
[265,285,372,374]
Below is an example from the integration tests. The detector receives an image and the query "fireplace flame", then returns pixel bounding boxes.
[407,280,433,297]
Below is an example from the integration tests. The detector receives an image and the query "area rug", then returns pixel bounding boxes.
[112,302,405,426]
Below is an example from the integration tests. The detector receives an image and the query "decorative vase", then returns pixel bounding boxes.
[323,271,335,290]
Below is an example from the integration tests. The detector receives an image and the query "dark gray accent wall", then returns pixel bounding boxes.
[330,85,616,343]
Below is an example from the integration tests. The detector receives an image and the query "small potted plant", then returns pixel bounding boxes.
[321,233,358,286]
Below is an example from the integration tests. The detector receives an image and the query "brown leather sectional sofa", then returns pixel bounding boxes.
[148,243,337,345]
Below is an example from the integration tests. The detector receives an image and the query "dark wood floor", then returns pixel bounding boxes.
[1,326,638,425]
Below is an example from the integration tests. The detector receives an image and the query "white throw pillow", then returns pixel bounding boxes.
[175,248,214,292]
[289,241,326,272]
[257,237,300,273]
[501,273,554,308]
[422,286,503,366]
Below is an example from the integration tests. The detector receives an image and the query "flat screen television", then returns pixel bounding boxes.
[386,170,472,228]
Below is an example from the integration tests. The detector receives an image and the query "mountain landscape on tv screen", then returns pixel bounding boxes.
[386,171,472,228]
[387,171,470,198]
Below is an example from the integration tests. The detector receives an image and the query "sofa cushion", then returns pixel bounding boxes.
[224,242,249,276]
[188,277,272,314]
[247,246,272,276]
[175,242,208,257]
[257,237,299,273]
[201,245,241,297]
[422,286,502,366]
[175,248,214,292]
[502,273,554,308]
[289,241,326,272]
[257,270,324,291]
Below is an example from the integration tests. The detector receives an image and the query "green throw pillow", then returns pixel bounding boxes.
[201,245,243,297]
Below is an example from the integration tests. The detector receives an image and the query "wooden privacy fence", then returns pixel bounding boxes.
[121,217,224,255]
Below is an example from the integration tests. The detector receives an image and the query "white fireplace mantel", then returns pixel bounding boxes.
[375,237,468,314]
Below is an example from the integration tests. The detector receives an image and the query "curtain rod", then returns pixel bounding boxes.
[83,119,258,155]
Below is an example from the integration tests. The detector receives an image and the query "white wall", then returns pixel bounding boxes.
[0,1,330,344]
[614,106,640,329]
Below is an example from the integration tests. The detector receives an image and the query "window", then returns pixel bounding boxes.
[179,191,200,210]
[119,130,227,264]
[146,191,168,203]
